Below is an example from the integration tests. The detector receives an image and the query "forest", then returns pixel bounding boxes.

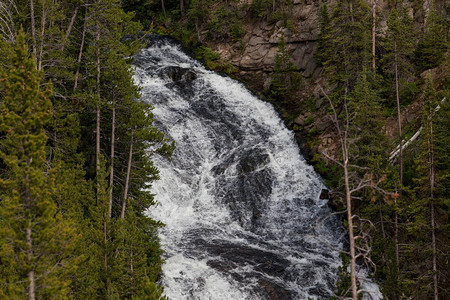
[0,0,448,299]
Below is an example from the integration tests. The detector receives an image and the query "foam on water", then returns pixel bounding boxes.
[134,36,379,299]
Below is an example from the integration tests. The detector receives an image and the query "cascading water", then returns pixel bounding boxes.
[133,36,372,299]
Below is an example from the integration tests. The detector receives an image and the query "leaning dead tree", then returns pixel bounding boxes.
[389,97,446,162]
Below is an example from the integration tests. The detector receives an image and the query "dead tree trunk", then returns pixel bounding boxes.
[321,87,358,300]
[344,160,358,300]
[161,0,167,20]
[371,0,376,73]
[96,18,101,196]
[394,46,402,277]
[26,226,35,300]
[37,4,46,71]
[103,213,109,294]
[180,0,184,17]
[73,8,87,91]
[428,115,438,300]
[121,130,134,219]
[30,0,37,61]
[108,98,115,219]
[61,5,79,51]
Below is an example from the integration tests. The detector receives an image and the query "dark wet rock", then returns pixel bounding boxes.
[319,188,329,199]
[236,148,270,174]
[258,279,293,300]
[159,66,197,82]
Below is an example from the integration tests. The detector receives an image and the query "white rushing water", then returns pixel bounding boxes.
[133,36,376,299]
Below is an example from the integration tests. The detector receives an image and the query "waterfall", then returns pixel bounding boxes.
[133,36,365,299]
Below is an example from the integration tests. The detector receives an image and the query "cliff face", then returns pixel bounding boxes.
[200,0,447,161]
[207,0,325,92]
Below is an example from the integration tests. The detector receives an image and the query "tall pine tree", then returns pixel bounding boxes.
[0,30,79,299]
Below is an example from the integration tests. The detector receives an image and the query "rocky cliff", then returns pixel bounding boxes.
[199,0,448,161]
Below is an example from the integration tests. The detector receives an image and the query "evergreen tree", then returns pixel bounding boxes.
[0,30,79,299]
[406,74,449,299]
[315,1,332,67]
[270,34,302,104]
[415,9,448,72]
[319,0,372,92]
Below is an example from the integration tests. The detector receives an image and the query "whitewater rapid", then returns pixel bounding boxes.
[133,36,355,299]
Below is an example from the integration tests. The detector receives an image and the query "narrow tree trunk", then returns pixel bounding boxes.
[96,19,101,194]
[26,227,35,300]
[61,5,79,51]
[195,20,200,42]
[344,160,358,300]
[379,203,386,239]
[37,5,46,71]
[30,0,37,61]
[394,48,402,283]
[349,2,354,23]
[103,213,109,294]
[372,0,376,73]
[431,200,438,300]
[130,249,134,294]
[108,98,115,220]
[73,9,87,91]
[429,120,438,300]
[121,130,133,219]
[394,187,400,276]
[395,51,403,185]
[180,0,184,17]
[161,0,167,19]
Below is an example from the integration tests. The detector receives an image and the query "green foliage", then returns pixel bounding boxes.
[318,0,372,90]
[249,0,272,19]
[270,35,302,104]
[414,9,448,72]
[0,30,79,298]
[207,4,246,41]
[330,253,353,299]
[380,7,415,95]
[0,0,170,297]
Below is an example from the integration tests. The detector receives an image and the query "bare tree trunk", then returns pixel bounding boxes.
[395,51,403,185]
[349,2,354,23]
[180,0,184,17]
[26,226,35,300]
[372,0,376,73]
[394,47,402,282]
[37,4,46,71]
[121,130,133,219]
[344,161,358,300]
[30,0,37,61]
[161,0,167,20]
[130,249,134,294]
[195,20,200,42]
[394,185,400,276]
[108,98,115,220]
[73,9,87,91]
[103,213,109,294]
[96,19,101,195]
[61,5,79,51]
[428,120,438,300]
[379,203,386,239]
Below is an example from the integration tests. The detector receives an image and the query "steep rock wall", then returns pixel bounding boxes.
[200,0,447,161]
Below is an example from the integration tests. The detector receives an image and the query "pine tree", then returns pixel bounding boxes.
[407,74,449,299]
[415,9,448,72]
[270,34,302,104]
[0,30,78,299]
[319,0,372,92]
[381,8,415,280]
